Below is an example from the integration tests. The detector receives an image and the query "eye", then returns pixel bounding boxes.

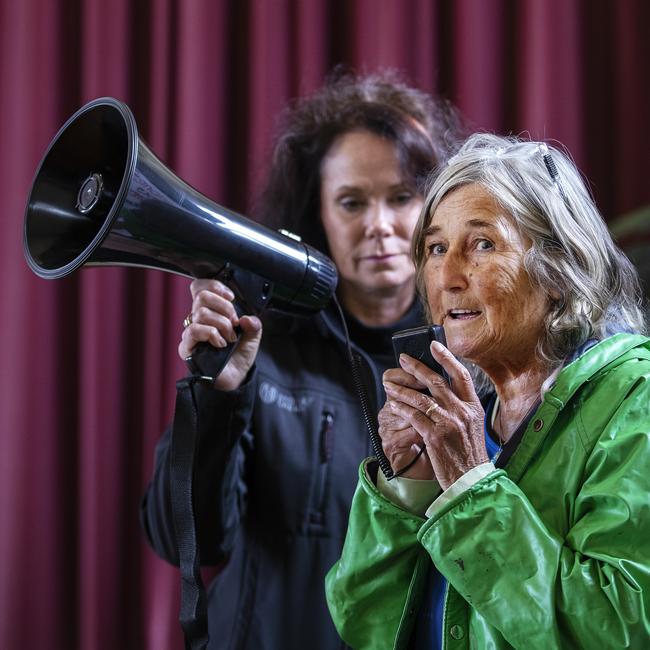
[390,191,416,207]
[427,241,447,256]
[476,238,494,251]
[339,197,366,212]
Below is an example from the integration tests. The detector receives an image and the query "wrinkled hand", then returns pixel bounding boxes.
[178,279,262,391]
[382,341,488,489]
[378,369,436,480]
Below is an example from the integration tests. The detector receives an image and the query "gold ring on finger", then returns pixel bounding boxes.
[183,313,193,328]
[425,399,439,419]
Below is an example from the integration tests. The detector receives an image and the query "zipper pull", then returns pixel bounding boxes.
[320,412,334,462]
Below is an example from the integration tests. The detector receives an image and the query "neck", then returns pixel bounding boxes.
[338,280,415,327]
[492,363,554,442]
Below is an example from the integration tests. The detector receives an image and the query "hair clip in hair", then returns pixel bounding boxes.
[539,143,568,202]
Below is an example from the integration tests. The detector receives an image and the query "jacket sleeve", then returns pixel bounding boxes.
[418,376,650,649]
[325,459,430,650]
[140,372,256,566]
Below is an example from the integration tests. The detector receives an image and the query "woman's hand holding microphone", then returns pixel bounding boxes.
[379,341,488,489]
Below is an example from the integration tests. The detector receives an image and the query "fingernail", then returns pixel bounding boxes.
[212,328,225,347]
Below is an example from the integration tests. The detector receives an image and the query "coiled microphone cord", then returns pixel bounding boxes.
[331,295,425,480]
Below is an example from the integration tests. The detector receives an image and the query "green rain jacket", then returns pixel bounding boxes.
[326,333,650,649]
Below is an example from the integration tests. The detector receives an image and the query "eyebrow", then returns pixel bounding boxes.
[334,181,413,193]
[424,218,496,237]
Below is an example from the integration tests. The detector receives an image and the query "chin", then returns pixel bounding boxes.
[443,334,476,361]
[365,271,414,290]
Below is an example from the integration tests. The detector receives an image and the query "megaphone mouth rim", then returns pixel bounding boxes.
[24,96,138,279]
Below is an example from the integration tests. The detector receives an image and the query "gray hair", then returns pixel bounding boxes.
[413,133,647,374]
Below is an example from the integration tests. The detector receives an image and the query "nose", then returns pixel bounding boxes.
[364,202,394,239]
[438,249,469,292]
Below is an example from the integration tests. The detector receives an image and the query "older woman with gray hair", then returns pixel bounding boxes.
[325,133,650,649]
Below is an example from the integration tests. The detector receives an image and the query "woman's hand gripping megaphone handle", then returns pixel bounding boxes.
[184,265,271,381]
[185,334,242,380]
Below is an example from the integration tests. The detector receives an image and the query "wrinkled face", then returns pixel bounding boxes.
[422,183,549,373]
[319,130,423,299]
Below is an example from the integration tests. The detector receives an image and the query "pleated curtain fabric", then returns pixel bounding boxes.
[0,1,648,648]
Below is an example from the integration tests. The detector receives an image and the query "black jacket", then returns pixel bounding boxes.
[141,304,421,649]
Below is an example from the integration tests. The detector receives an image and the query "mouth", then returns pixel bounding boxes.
[445,308,482,321]
[360,253,402,263]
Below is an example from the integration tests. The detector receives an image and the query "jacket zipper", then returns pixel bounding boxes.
[319,309,382,458]
[310,411,334,524]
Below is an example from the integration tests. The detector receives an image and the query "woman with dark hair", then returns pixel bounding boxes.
[141,70,463,650]
[326,133,650,649]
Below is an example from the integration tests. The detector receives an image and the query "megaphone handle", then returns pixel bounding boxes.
[185,328,242,380]
[184,266,272,380]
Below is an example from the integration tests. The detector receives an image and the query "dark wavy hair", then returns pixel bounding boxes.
[253,69,465,255]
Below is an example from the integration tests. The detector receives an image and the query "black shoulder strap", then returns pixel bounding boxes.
[170,376,210,650]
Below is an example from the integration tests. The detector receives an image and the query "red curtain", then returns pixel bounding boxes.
[0,1,648,648]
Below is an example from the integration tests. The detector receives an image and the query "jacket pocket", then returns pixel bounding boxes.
[309,410,334,525]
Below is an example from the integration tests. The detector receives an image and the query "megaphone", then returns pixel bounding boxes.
[23,97,338,377]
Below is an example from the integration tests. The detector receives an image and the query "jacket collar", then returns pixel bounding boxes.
[316,297,424,350]
[505,333,650,482]
[550,333,650,405]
